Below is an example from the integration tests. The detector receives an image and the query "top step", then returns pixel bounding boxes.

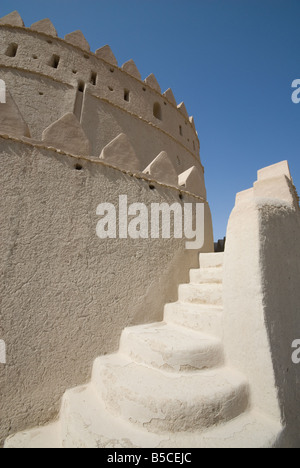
[200,252,224,269]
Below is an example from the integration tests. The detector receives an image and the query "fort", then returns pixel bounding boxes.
[1,11,300,449]
[0,10,205,197]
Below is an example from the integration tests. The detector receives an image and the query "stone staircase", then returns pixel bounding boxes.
[5,253,281,448]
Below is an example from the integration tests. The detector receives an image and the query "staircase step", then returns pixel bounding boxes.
[92,355,249,433]
[58,384,281,448]
[60,384,164,448]
[6,384,282,448]
[119,322,224,372]
[200,252,224,268]
[4,422,62,449]
[190,267,223,284]
[164,302,223,338]
[178,283,223,306]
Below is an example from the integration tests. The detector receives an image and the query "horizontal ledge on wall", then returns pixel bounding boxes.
[0,24,198,135]
[0,134,207,203]
[0,62,200,156]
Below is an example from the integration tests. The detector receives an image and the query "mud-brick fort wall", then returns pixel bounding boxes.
[0,12,214,445]
[0,12,207,199]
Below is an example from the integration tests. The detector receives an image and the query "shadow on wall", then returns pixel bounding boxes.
[259,204,300,448]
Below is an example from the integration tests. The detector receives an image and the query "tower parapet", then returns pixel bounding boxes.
[0,11,206,198]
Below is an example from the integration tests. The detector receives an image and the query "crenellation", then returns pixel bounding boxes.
[64,30,90,52]
[0,11,24,27]
[163,88,177,107]
[177,101,189,119]
[144,73,161,93]
[95,45,118,66]
[189,116,195,130]
[121,59,142,80]
[0,11,204,197]
[0,16,193,139]
[0,21,198,132]
[30,19,58,37]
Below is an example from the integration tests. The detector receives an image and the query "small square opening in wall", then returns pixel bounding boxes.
[124,89,130,102]
[179,125,183,136]
[90,71,97,86]
[49,54,60,69]
[153,102,162,121]
[78,81,85,93]
[5,43,18,57]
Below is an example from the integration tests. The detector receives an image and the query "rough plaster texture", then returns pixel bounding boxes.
[65,31,90,51]
[0,137,213,445]
[99,132,140,172]
[42,112,90,156]
[119,322,224,372]
[5,251,282,448]
[163,89,177,107]
[258,201,300,447]
[0,11,24,27]
[0,18,204,194]
[121,59,142,80]
[93,356,249,433]
[143,151,178,186]
[178,102,189,119]
[30,19,58,37]
[144,74,161,93]
[95,45,118,66]
[223,161,300,448]
[0,90,30,138]
[179,166,206,199]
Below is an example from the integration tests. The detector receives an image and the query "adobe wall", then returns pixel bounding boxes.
[0,136,213,445]
[0,21,203,182]
[223,162,300,448]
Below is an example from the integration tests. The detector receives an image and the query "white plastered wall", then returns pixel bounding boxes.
[223,161,300,447]
[0,137,213,445]
[0,25,202,178]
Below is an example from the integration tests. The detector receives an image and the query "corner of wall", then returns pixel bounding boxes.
[223,161,300,445]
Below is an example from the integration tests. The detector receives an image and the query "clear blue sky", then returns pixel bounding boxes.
[1,0,299,240]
